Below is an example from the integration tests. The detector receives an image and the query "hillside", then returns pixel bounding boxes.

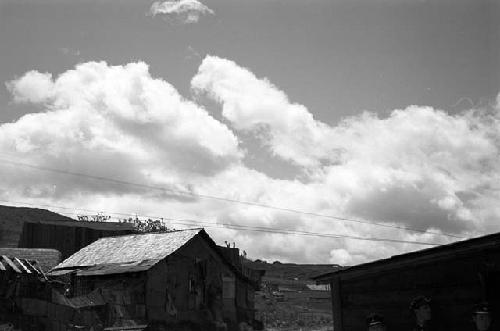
[244,260,341,330]
[0,204,135,250]
[0,204,75,223]
[244,259,342,281]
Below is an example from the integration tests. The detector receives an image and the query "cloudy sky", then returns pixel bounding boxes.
[0,0,499,265]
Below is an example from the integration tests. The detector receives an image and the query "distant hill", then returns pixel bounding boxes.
[0,204,75,223]
[244,259,340,329]
[0,204,134,250]
[0,204,75,247]
[244,259,342,282]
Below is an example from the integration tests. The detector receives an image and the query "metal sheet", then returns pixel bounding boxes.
[23,260,41,275]
[14,257,31,274]
[1,255,21,273]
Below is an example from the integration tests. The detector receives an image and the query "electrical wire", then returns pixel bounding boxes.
[0,157,466,239]
[0,199,447,246]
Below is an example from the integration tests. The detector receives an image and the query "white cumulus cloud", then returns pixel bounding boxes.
[192,56,341,168]
[7,71,55,104]
[2,56,500,266]
[2,61,241,198]
[192,55,500,241]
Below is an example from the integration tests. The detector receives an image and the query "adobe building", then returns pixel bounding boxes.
[48,228,262,330]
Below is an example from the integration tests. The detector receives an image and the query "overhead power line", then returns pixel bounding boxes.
[0,157,466,239]
[0,199,447,246]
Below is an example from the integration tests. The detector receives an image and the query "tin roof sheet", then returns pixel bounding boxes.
[54,229,202,270]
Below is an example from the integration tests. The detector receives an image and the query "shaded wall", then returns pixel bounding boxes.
[74,272,147,327]
[331,247,500,331]
[146,235,234,327]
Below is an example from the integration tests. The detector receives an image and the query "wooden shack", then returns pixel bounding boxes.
[313,232,500,331]
[48,228,260,330]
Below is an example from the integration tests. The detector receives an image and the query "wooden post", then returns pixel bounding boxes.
[332,276,343,331]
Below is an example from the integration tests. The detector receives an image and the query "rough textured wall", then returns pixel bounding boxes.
[146,235,233,325]
[338,250,500,331]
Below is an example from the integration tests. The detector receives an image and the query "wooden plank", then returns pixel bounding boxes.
[332,276,342,331]
[1,255,21,273]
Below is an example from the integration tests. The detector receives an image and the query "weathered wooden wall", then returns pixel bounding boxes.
[146,235,233,325]
[336,249,500,331]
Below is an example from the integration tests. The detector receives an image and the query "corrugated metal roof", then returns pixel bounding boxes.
[0,255,44,275]
[312,231,500,282]
[54,229,202,270]
[0,248,61,272]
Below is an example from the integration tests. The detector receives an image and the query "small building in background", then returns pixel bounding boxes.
[0,204,135,260]
[313,232,500,331]
[48,228,261,330]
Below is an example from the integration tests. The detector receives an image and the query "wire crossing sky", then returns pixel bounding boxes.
[0,157,466,240]
[0,199,442,246]
[0,0,498,265]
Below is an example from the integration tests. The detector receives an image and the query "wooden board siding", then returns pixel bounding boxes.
[146,235,232,325]
[73,273,147,327]
[335,249,500,331]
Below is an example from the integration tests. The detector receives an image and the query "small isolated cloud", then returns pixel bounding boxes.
[6,71,55,104]
[149,0,215,24]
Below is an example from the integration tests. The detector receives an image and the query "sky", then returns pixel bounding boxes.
[0,0,499,265]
